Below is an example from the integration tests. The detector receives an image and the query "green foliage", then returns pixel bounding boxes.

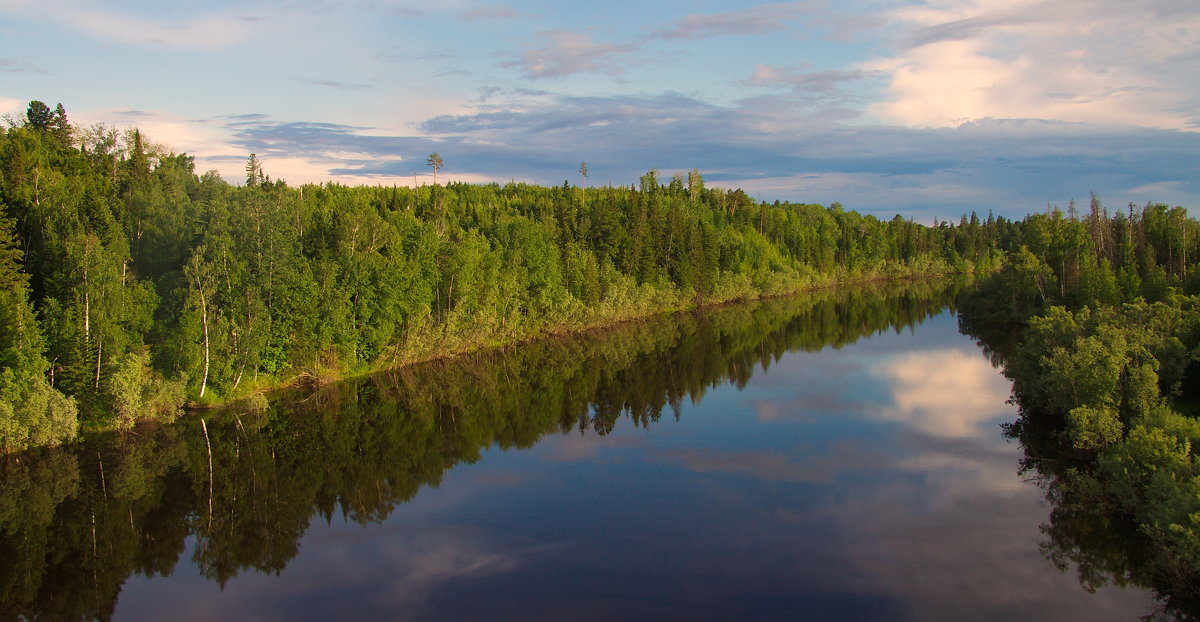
[1066,405,1123,450]
[108,350,185,429]
[24,101,52,130]
[0,210,78,452]
[0,371,78,452]
[6,103,1196,455]
[1,115,998,439]
[959,198,1200,615]
[0,279,961,619]
[959,246,1054,323]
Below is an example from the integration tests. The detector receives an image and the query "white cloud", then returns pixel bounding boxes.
[868,0,1200,130]
[0,96,24,119]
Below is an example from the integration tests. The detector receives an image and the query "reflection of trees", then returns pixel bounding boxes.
[1012,424,1200,620]
[0,429,191,622]
[963,317,1200,621]
[0,278,959,620]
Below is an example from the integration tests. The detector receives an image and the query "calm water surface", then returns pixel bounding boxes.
[0,283,1158,620]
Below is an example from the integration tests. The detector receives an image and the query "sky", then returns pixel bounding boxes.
[1,0,1198,221]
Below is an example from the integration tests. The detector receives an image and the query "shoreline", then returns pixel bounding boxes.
[184,267,965,416]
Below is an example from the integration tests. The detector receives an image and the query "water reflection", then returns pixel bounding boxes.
[959,312,1200,620]
[871,348,1013,439]
[0,278,1158,621]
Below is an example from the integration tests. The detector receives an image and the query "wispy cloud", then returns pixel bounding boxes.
[742,64,866,90]
[499,2,822,80]
[350,0,424,18]
[816,13,888,39]
[293,77,374,90]
[27,2,265,48]
[219,113,270,122]
[219,96,1200,217]
[739,64,871,110]
[501,30,637,79]
[0,58,47,74]
[377,48,460,64]
[461,6,515,22]
[654,1,819,40]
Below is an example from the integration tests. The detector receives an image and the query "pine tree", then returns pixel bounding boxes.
[25,101,52,130]
[246,153,264,187]
[426,153,443,185]
[49,103,72,146]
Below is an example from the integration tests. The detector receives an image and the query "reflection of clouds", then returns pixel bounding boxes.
[833,433,1154,621]
[468,470,530,487]
[745,348,867,422]
[766,383,868,419]
[752,355,865,387]
[116,525,548,622]
[536,429,647,463]
[355,529,519,607]
[872,348,1012,438]
[892,434,1026,505]
[753,388,863,422]
[753,401,791,422]
[661,442,885,484]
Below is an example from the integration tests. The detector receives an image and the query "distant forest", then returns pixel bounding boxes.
[1,100,1198,454]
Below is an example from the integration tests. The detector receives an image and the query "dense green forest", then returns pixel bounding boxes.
[0,101,1005,451]
[958,200,1200,617]
[0,279,958,621]
[4,97,1200,616]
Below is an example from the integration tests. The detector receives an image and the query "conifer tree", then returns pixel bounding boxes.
[426,152,443,185]
[24,101,52,130]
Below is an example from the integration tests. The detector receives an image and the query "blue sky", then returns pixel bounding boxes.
[2,0,1197,220]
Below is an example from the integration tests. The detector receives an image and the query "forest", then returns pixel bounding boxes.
[4,99,1200,616]
[0,279,960,621]
[0,101,1006,452]
[957,198,1200,615]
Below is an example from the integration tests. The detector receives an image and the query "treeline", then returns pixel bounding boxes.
[0,279,958,621]
[0,101,998,451]
[958,200,1200,616]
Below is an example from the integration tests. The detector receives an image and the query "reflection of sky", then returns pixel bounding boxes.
[113,311,1156,621]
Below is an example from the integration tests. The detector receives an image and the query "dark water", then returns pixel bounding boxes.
[0,281,1158,621]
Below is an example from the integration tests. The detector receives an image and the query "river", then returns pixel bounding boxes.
[0,280,1159,620]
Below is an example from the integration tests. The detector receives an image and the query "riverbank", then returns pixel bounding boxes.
[6,119,1010,452]
[187,264,968,417]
